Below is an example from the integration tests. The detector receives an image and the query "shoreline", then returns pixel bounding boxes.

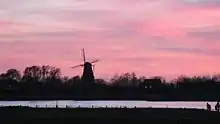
[0,98,219,101]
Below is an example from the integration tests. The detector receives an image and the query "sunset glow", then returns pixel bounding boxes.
[1,0,220,80]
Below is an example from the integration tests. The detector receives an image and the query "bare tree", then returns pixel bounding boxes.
[5,69,21,81]
[49,66,61,79]
[41,65,50,81]
[23,65,41,81]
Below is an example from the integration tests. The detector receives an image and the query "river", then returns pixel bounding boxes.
[0,101,218,110]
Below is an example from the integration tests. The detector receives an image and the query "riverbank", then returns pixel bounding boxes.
[1,99,220,101]
[0,107,220,123]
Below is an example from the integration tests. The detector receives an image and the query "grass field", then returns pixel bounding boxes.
[0,106,220,123]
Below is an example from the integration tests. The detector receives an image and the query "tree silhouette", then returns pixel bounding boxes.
[41,65,50,81]
[0,65,220,100]
[23,65,41,82]
[48,67,61,79]
[111,73,141,87]
[5,69,21,81]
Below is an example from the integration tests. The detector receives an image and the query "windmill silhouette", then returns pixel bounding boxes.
[71,49,99,84]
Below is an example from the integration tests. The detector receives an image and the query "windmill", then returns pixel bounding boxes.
[71,49,99,84]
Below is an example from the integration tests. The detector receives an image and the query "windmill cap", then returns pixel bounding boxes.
[84,62,92,66]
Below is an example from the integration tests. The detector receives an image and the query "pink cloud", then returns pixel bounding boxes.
[1,0,220,81]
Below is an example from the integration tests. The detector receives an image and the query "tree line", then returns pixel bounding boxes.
[1,65,220,100]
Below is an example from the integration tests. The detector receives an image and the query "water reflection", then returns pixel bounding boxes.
[0,101,216,110]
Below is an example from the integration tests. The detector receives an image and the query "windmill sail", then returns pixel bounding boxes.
[82,49,86,63]
[71,64,84,68]
[90,59,99,64]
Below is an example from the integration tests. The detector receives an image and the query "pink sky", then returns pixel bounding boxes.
[1,0,220,80]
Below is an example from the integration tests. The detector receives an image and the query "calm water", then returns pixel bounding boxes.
[0,101,217,110]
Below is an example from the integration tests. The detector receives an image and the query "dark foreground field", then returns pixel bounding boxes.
[0,107,220,123]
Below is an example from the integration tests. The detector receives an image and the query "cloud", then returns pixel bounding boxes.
[180,0,220,7]
[186,26,220,41]
[1,0,220,80]
[155,46,220,56]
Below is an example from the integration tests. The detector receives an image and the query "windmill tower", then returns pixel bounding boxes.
[71,49,99,84]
